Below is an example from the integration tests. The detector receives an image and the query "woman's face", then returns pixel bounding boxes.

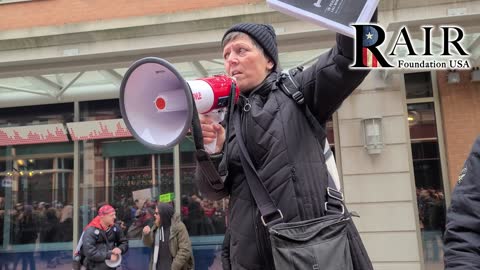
[223,34,274,93]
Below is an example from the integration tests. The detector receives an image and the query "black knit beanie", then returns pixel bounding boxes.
[222,23,278,70]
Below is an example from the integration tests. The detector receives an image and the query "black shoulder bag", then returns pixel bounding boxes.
[233,97,373,270]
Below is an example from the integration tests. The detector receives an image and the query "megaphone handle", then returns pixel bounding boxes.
[205,138,217,154]
[203,109,226,154]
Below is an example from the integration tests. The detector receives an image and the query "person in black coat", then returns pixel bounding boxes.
[444,136,480,269]
[82,204,128,270]
[196,16,372,269]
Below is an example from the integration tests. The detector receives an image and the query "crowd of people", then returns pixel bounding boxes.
[0,192,227,270]
[0,198,73,269]
[417,188,446,233]
[416,188,446,262]
[102,194,228,241]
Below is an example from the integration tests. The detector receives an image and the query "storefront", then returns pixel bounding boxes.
[0,97,333,269]
[0,99,229,269]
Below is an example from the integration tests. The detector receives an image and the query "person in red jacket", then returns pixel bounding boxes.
[81,204,128,270]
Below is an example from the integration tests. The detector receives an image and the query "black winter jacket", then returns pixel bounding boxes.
[82,225,129,270]
[196,33,369,270]
[444,136,480,269]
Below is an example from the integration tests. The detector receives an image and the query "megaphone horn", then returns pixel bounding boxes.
[120,57,238,152]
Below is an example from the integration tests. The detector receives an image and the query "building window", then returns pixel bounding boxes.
[80,99,121,121]
[0,103,74,127]
[405,72,433,99]
[405,72,447,270]
[0,143,74,269]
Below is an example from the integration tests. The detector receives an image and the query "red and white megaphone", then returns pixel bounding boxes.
[120,57,239,152]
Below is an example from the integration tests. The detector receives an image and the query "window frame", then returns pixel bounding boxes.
[404,71,450,204]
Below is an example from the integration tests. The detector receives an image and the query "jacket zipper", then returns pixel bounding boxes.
[254,209,274,270]
[242,96,252,112]
[242,95,274,269]
[291,166,297,182]
[242,95,271,268]
[292,164,308,219]
[240,95,251,149]
[253,209,263,266]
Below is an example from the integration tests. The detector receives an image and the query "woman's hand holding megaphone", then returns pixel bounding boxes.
[200,114,225,154]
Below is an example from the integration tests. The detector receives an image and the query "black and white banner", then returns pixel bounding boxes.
[267,0,378,37]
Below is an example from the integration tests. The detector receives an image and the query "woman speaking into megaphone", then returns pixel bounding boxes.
[196,13,377,270]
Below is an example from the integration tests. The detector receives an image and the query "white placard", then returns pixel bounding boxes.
[132,188,153,208]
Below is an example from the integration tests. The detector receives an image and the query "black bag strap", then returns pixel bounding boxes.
[74,231,85,255]
[234,110,345,226]
[233,111,284,227]
[227,70,344,226]
[193,82,237,191]
[277,68,327,149]
[277,69,346,215]
[277,67,305,105]
[278,68,347,215]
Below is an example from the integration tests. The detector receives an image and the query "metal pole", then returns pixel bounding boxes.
[72,101,80,251]
[173,145,181,215]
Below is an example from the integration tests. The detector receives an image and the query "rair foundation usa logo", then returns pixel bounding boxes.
[350,24,471,70]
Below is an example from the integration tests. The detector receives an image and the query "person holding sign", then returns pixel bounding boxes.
[196,8,377,270]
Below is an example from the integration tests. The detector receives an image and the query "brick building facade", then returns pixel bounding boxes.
[437,70,480,189]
